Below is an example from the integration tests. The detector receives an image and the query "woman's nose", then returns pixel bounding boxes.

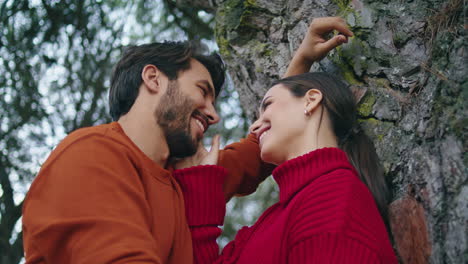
[249,119,261,134]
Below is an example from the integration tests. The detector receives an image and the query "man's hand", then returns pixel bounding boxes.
[284,17,354,77]
[172,135,221,169]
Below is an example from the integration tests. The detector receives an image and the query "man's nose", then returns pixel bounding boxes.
[205,103,220,125]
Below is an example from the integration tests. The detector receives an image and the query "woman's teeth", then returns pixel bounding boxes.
[195,119,205,132]
[260,131,267,142]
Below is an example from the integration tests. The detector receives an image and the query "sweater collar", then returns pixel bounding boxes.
[273,148,358,203]
[110,122,171,174]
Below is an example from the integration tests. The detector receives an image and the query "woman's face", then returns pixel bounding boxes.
[250,84,309,165]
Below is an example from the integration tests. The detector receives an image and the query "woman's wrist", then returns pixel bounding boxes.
[174,165,228,226]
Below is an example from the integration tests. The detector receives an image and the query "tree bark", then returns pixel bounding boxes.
[182,0,467,263]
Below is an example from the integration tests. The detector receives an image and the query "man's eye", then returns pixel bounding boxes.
[199,86,207,96]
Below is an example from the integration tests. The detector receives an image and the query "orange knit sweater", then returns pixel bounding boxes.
[22,122,271,264]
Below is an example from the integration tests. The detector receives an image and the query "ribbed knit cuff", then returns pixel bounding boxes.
[173,165,227,227]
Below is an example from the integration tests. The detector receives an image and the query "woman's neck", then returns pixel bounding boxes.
[286,125,338,162]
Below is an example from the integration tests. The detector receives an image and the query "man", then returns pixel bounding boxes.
[22,17,352,263]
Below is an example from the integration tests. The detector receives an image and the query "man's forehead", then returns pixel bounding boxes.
[189,59,213,80]
[186,59,215,92]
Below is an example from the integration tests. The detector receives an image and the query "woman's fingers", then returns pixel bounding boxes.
[210,135,221,153]
[201,135,221,165]
[317,34,348,55]
[311,17,353,37]
[208,134,221,163]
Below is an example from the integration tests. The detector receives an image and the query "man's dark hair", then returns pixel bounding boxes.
[109,41,226,121]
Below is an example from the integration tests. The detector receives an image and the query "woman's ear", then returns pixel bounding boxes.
[141,64,162,93]
[304,89,323,114]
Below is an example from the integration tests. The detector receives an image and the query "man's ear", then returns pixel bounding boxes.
[141,64,162,93]
[304,89,323,114]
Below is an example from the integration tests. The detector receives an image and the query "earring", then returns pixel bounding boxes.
[304,109,309,115]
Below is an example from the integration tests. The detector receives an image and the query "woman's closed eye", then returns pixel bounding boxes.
[261,100,272,112]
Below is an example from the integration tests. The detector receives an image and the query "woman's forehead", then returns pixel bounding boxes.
[263,84,287,98]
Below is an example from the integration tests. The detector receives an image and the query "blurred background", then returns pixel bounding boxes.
[0,1,278,263]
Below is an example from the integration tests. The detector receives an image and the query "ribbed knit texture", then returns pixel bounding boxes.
[173,165,227,226]
[180,147,398,264]
[174,165,228,264]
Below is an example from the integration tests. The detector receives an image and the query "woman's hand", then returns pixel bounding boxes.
[299,16,353,62]
[284,17,354,77]
[172,135,221,169]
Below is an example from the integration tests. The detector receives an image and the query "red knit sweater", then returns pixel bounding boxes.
[174,147,398,263]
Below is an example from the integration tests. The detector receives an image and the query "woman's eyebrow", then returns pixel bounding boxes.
[259,96,272,111]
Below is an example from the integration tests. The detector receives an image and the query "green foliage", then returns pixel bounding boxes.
[131,0,215,42]
[215,0,272,57]
[0,1,127,262]
[332,0,352,16]
[357,92,376,117]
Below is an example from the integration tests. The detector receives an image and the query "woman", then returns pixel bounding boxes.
[174,72,398,263]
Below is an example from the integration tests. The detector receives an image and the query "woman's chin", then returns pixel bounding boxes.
[260,149,281,166]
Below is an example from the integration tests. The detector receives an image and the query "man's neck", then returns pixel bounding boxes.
[118,114,170,168]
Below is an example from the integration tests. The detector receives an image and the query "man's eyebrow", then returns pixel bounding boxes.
[197,80,215,96]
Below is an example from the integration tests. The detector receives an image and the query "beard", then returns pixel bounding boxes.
[154,80,200,158]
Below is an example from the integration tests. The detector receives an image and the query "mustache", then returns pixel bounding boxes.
[192,110,209,126]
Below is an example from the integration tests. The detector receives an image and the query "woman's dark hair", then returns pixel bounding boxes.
[109,41,226,121]
[273,72,390,226]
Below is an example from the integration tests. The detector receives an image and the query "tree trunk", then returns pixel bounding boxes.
[186,0,466,263]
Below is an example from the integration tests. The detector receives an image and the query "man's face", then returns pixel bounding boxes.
[155,59,220,158]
